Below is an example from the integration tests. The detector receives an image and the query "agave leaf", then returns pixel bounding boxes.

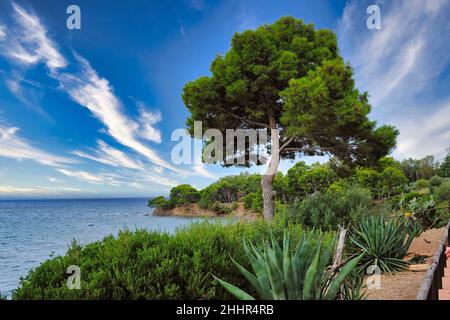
[229,255,266,300]
[269,231,284,280]
[212,275,255,300]
[302,242,321,300]
[243,241,272,299]
[264,247,286,300]
[325,252,365,300]
[282,231,297,299]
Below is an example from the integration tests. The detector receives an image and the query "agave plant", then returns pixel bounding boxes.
[213,231,364,300]
[349,215,421,273]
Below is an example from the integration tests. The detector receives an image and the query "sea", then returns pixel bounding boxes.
[0,198,213,298]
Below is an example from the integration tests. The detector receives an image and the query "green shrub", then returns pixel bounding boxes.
[214,231,364,300]
[170,184,200,206]
[148,196,173,209]
[349,216,421,273]
[242,191,263,212]
[401,191,428,205]
[199,173,262,209]
[210,202,232,214]
[435,181,450,203]
[13,221,332,300]
[414,179,430,190]
[429,176,443,187]
[287,185,372,230]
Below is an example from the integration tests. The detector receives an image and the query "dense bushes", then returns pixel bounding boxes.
[435,181,450,204]
[355,166,407,198]
[148,184,200,209]
[148,196,173,209]
[170,184,200,206]
[242,191,263,212]
[13,221,333,300]
[285,185,373,230]
[199,174,261,208]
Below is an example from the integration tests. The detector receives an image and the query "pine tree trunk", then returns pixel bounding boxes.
[261,129,280,221]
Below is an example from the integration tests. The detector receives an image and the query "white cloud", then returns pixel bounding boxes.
[152,166,164,174]
[142,173,179,187]
[57,54,181,173]
[5,2,67,71]
[394,99,450,159]
[2,72,52,119]
[0,24,6,40]
[135,100,162,143]
[0,125,73,167]
[57,168,121,186]
[128,182,143,189]
[339,0,450,106]
[0,2,214,188]
[0,185,47,195]
[194,163,217,180]
[338,0,450,159]
[57,168,104,183]
[0,185,83,195]
[74,140,144,170]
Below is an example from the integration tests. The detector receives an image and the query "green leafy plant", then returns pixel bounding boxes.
[435,181,450,204]
[13,221,332,300]
[349,216,420,273]
[148,196,173,209]
[213,231,364,300]
[286,185,372,230]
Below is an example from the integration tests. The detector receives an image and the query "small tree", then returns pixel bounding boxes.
[170,184,200,206]
[182,17,397,220]
[440,148,450,178]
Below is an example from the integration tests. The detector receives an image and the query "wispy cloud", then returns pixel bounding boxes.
[57,55,180,172]
[0,3,62,118]
[395,99,450,159]
[0,125,73,167]
[339,0,450,106]
[6,2,67,71]
[56,168,121,186]
[0,23,6,40]
[0,2,217,188]
[132,98,162,143]
[338,0,450,159]
[2,3,178,174]
[142,173,179,188]
[73,140,144,170]
[194,164,217,180]
[0,184,83,196]
[2,71,53,120]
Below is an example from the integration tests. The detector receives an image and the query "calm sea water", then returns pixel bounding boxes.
[0,198,212,297]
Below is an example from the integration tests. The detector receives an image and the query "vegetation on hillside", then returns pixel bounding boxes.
[149,149,450,230]
[13,221,334,300]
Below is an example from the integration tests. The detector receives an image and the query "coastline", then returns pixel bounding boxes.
[152,203,261,221]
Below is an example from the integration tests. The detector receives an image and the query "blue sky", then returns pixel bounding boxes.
[0,0,449,199]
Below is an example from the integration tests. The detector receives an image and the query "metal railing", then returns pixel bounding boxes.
[417,220,450,300]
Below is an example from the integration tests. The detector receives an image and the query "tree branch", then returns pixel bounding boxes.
[279,137,295,152]
[213,106,270,128]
